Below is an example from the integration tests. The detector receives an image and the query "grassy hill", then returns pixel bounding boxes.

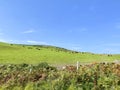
[0,42,120,65]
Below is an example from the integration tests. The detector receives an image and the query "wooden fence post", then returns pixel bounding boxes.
[77,61,79,71]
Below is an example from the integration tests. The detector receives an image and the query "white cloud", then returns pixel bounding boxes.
[27,40,48,45]
[22,29,35,34]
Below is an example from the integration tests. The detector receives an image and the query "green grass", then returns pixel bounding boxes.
[0,42,120,65]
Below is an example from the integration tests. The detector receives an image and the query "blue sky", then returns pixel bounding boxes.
[0,0,120,54]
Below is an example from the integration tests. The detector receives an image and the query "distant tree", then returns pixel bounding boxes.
[108,54,112,57]
[22,45,25,47]
[10,44,13,46]
[36,48,41,50]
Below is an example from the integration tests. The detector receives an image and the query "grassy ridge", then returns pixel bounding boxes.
[0,42,120,64]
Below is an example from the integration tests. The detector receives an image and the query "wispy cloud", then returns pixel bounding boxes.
[22,29,35,34]
[27,40,48,45]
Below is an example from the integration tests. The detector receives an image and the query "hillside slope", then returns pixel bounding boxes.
[0,42,120,64]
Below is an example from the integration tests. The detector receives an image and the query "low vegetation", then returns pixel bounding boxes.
[0,62,120,90]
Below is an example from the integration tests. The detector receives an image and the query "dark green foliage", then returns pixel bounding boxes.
[37,62,49,68]
[28,47,32,49]
[10,44,13,46]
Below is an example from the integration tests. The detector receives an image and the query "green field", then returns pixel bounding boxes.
[0,42,120,65]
